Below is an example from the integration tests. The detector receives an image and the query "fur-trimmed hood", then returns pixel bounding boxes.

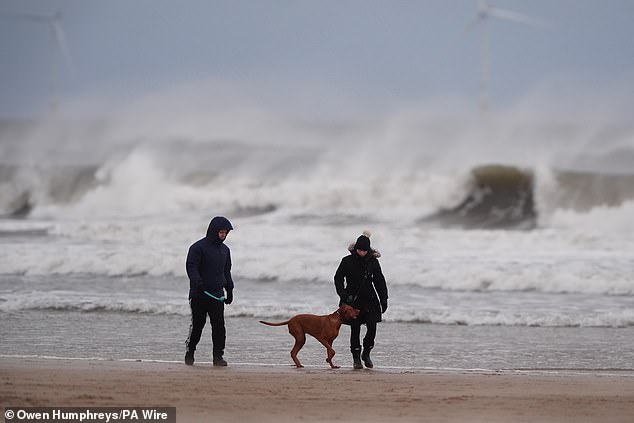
[347,230,381,258]
[347,243,381,258]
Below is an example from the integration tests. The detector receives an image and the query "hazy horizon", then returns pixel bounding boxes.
[1,0,633,120]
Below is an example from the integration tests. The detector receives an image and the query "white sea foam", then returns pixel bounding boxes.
[1,88,634,331]
[4,82,634,219]
[1,215,633,297]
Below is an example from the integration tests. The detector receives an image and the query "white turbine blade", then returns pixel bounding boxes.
[451,13,483,47]
[461,14,483,37]
[0,11,51,24]
[477,0,490,15]
[51,20,75,78]
[488,6,549,27]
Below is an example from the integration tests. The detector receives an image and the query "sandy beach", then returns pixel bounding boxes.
[1,357,633,423]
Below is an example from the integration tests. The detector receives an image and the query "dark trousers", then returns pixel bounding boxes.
[350,321,377,352]
[185,296,226,358]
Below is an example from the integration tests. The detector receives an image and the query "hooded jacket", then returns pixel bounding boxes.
[186,216,234,300]
[334,246,388,324]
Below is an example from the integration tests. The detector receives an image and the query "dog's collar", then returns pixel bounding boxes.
[335,309,349,321]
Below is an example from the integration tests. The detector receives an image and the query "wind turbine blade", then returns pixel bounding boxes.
[0,11,51,24]
[460,14,483,37]
[488,6,550,27]
[51,20,75,78]
[450,13,483,47]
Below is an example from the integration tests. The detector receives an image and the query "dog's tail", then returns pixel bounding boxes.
[259,320,290,327]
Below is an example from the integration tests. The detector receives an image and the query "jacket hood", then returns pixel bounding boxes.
[347,230,380,257]
[206,216,233,243]
[347,243,381,258]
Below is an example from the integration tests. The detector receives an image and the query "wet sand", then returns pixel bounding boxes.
[1,357,633,423]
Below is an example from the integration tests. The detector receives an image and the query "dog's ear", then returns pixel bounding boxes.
[345,306,359,318]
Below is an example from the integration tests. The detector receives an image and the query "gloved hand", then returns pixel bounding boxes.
[380,301,388,313]
[339,294,354,305]
[224,289,233,305]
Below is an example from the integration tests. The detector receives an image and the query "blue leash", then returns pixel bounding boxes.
[203,291,226,302]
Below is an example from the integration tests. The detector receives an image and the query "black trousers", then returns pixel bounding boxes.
[185,296,226,358]
[350,320,377,352]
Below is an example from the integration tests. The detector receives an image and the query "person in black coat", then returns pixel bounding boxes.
[334,232,388,369]
[184,216,235,366]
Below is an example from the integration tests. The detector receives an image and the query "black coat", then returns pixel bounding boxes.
[334,250,388,324]
[186,216,234,300]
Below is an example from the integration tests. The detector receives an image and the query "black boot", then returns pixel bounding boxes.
[184,349,195,366]
[213,355,228,367]
[351,347,363,369]
[361,347,373,369]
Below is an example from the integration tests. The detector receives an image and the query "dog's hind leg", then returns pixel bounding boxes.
[288,326,306,368]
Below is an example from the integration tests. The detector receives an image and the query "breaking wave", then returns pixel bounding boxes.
[3,156,634,231]
[2,77,634,229]
[422,164,634,229]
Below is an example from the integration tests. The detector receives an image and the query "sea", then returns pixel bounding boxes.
[1,106,633,372]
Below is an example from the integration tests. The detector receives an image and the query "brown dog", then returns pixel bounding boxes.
[259,304,360,369]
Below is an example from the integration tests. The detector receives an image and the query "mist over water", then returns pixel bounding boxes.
[2,79,634,224]
[1,81,633,330]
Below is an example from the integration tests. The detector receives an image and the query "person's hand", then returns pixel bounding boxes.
[339,294,353,305]
[380,301,388,313]
[224,290,233,305]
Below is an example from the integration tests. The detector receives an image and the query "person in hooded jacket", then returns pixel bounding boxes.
[334,232,388,369]
[185,216,235,366]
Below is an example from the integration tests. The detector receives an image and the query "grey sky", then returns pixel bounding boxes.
[1,0,633,118]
